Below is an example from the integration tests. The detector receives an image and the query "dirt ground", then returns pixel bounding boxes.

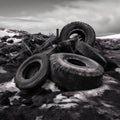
[0,37,120,120]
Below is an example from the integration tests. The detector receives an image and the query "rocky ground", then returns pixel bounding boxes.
[0,29,120,120]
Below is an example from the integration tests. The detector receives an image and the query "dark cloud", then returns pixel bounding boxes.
[0,0,119,36]
[0,0,74,16]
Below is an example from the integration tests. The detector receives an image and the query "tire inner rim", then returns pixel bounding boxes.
[67,59,86,66]
[69,29,86,41]
[22,61,41,79]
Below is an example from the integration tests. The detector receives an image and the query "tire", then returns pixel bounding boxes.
[50,53,104,91]
[15,54,49,90]
[75,41,107,68]
[60,22,96,46]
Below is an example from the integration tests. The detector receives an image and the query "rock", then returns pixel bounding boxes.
[0,57,8,65]
[96,38,120,50]
[0,91,13,105]
[21,98,33,106]
[0,42,5,48]
[105,57,118,71]
[7,39,14,44]
[35,116,43,120]
[0,96,10,106]
[32,95,46,107]
[0,67,7,74]
[12,98,21,106]
[1,36,10,42]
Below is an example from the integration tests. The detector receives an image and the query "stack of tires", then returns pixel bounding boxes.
[15,22,106,91]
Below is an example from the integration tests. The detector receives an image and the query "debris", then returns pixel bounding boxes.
[0,21,119,120]
[0,67,7,74]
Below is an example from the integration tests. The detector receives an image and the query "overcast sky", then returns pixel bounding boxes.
[0,0,119,36]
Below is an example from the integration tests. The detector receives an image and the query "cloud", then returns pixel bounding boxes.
[0,0,120,36]
[37,0,120,35]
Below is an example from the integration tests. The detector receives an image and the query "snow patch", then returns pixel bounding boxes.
[86,84,110,96]
[0,29,19,37]
[35,116,43,120]
[42,80,60,92]
[74,93,87,101]
[100,101,113,108]
[104,75,118,84]
[97,34,120,40]
[6,38,22,43]
[115,68,120,74]
[40,103,77,109]
[0,78,19,92]
[57,103,78,109]
[54,94,80,104]
[55,94,67,100]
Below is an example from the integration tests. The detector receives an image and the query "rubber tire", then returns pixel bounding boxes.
[75,41,107,68]
[50,53,104,91]
[15,54,49,90]
[60,21,96,46]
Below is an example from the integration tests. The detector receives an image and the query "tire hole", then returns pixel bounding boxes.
[23,61,40,79]
[67,59,86,66]
[69,29,85,40]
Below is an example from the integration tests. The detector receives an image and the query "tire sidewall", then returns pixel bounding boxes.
[15,53,49,89]
[60,22,96,46]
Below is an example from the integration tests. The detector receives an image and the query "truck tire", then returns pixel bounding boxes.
[75,41,107,68]
[50,53,104,91]
[15,54,49,90]
[60,22,96,46]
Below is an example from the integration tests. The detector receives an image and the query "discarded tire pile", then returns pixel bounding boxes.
[1,21,120,120]
[0,29,53,66]
[14,21,106,91]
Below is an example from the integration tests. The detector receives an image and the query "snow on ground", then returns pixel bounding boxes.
[0,28,22,43]
[6,38,22,43]
[0,78,19,92]
[40,75,111,109]
[115,67,120,74]
[42,80,60,92]
[97,34,120,40]
[41,103,78,109]
[0,29,19,37]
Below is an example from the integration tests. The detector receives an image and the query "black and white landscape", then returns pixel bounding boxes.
[0,0,120,120]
